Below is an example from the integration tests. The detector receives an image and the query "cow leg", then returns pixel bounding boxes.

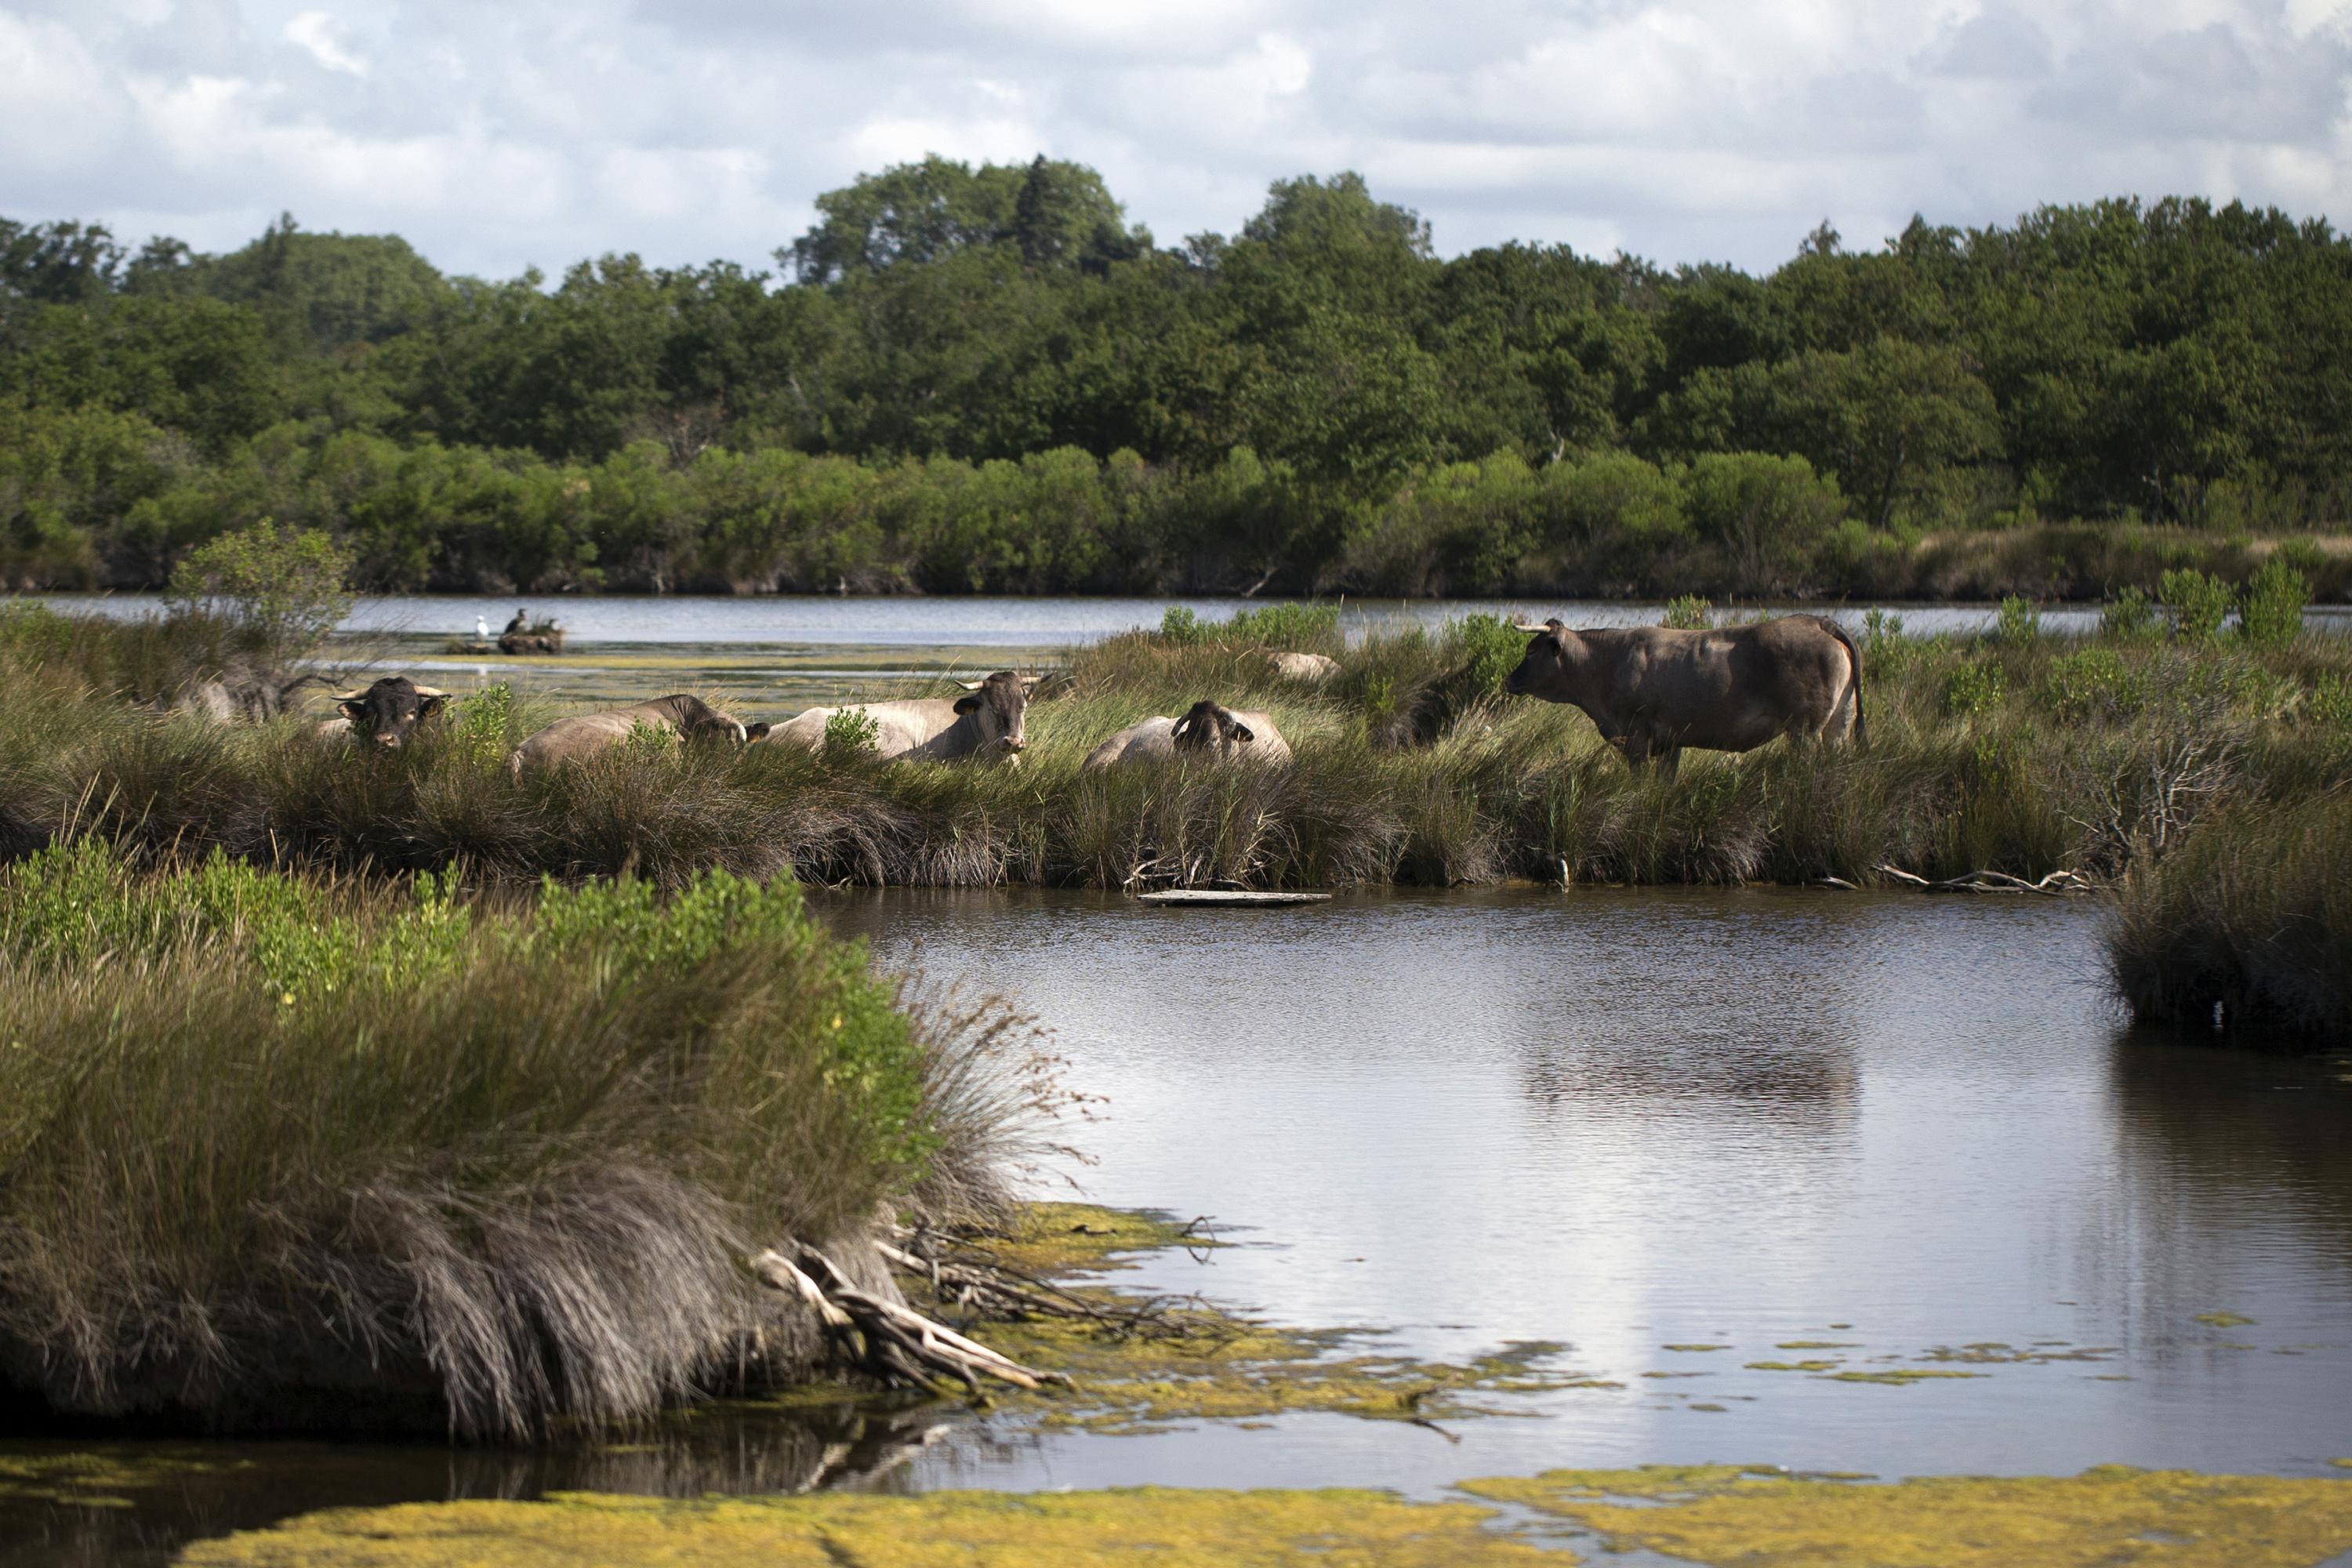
[1655,744,1682,780]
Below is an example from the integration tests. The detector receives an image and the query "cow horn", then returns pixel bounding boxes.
[413,686,452,699]
[1513,622,1550,634]
[955,679,985,691]
[327,690,369,702]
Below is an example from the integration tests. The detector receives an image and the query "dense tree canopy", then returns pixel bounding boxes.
[4,162,2348,595]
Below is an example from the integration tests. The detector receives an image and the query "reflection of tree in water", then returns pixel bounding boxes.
[1513,1007,1862,1136]
[1,1399,995,1568]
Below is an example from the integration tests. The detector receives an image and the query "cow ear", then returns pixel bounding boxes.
[1171,716,1191,739]
[1230,721,1254,744]
[338,699,364,720]
[418,695,448,720]
[745,721,771,742]
[954,694,982,715]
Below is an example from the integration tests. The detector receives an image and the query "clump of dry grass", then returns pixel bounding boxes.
[0,844,1041,1438]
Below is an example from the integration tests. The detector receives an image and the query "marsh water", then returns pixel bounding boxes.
[8,886,2349,1564]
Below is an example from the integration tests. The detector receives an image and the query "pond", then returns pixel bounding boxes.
[9,887,2345,1564]
[39,590,2332,648]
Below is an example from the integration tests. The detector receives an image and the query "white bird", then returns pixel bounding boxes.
[475,615,490,640]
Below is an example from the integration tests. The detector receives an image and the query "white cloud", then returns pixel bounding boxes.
[282,9,365,76]
[0,0,2346,277]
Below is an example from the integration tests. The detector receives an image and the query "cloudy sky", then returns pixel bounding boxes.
[4,0,2350,281]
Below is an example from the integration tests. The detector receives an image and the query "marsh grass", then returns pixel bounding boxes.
[0,844,1037,1438]
[2110,795,2352,1044]
[5,611,2350,895]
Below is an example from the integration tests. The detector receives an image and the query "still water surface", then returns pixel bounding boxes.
[44,591,2325,646]
[5,887,2348,1563]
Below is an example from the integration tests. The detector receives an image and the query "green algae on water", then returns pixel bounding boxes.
[2195,1310,2258,1327]
[1747,1359,1840,1372]
[1820,1368,1987,1385]
[176,1485,1568,1567]
[1663,1343,1731,1352]
[1458,1463,2352,1566]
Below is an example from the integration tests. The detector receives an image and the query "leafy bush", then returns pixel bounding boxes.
[2042,645,2146,724]
[162,518,353,666]
[2100,587,2159,641]
[1995,595,2041,646]
[1224,601,1342,652]
[1442,614,1528,699]
[2158,568,2233,642]
[2237,557,2310,648]
[2310,675,2352,728]
[1944,660,2006,717]
[823,705,882,759]
[1681,452,1846,594]
[1662,593,1711,630]
[1157,605,1207,645]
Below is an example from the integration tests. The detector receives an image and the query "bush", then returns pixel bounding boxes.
[1224,601,1342,652]
[1442,614,1528,699]
[2042,645,2146,724]
[2100,587,2159,641]
[1995,595,2041,647]
[1681,452,1846,594]
[1158,605,1207,645]
[2158,568,2233,642]
[1662,593,1711,630]
[1944,660,2006,717]
[823,705,883,759]
[162,517,353,673]
[2237,557,2310,648]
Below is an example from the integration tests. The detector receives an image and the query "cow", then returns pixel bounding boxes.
[1083,699,1292,769]
[765,670,1035,764]
[507,694,768,775]
[1502,614,1864,775]
[1261,650,1340,684]
[317,676,453,748]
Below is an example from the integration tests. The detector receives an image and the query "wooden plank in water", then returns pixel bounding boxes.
[1134,890,1334,907]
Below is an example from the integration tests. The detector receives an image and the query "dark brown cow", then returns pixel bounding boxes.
[1503,614,1864,775]
[317,677,452,748]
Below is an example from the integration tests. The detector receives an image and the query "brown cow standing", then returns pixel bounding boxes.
[1503,614,1864,775]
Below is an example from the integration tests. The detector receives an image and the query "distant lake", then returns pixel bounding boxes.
[30,592,2352,647]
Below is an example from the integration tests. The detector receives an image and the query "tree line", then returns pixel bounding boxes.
[5,158,2349,597]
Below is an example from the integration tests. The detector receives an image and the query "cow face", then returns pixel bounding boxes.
[953,670,1033,754]
[660,695,769,747]
[1169,700,1257,757]
[332,677,450,748]
[1503,619,1573,697]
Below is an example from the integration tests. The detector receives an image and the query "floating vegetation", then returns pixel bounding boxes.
[1820,1369,1987,1386]
[1776,1340,1860,1349]
[177,1485,1566,1567]
[1458,1463,2352,1567]
[960,1201,1221,1277]
[1663,1343,1732,1352]
[2195,1311,2259,1328]
[1918,1343,2118,1366]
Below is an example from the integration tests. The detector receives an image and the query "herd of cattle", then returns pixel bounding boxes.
[313,614,1866,778]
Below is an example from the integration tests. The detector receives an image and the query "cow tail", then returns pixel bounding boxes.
[1823,616,1866,748]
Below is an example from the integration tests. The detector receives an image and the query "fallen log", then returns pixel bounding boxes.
[752,1243,1070,1399]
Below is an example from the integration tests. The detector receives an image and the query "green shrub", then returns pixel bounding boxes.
[2310,674,2352,728]
[1224,601,1342,652]
[2237,557,2310,648]
[822,705,882,759]
[1157,605,1207,645]
[1681,452,1846,594]
[1443,614,1528,699]
[1662,593,1711,630]
[2100,587,2159,641]
[162,518,353,667]
[1944,660,2006,717]
[1995,595,2041,646]
[2158,568,2233,642]
[2042,645,2146,724]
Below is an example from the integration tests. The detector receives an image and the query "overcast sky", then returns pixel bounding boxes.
[5,0,2350,281]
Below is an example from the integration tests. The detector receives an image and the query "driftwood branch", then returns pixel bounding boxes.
[753,1243,1071,1398]
[1872,864,2092,895]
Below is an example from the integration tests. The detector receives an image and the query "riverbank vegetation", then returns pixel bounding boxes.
[8,171,2351,597]
[0,839,1033,1437]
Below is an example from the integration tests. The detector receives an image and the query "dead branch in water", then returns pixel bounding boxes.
[752,1244,1072,1399]
[1873,865,2092,895]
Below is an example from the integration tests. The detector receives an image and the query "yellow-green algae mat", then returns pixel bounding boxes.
[172,1465,2352,1566]
[939,1203,1608,1432]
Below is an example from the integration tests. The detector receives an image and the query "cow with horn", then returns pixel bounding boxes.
[316,676,453,748]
